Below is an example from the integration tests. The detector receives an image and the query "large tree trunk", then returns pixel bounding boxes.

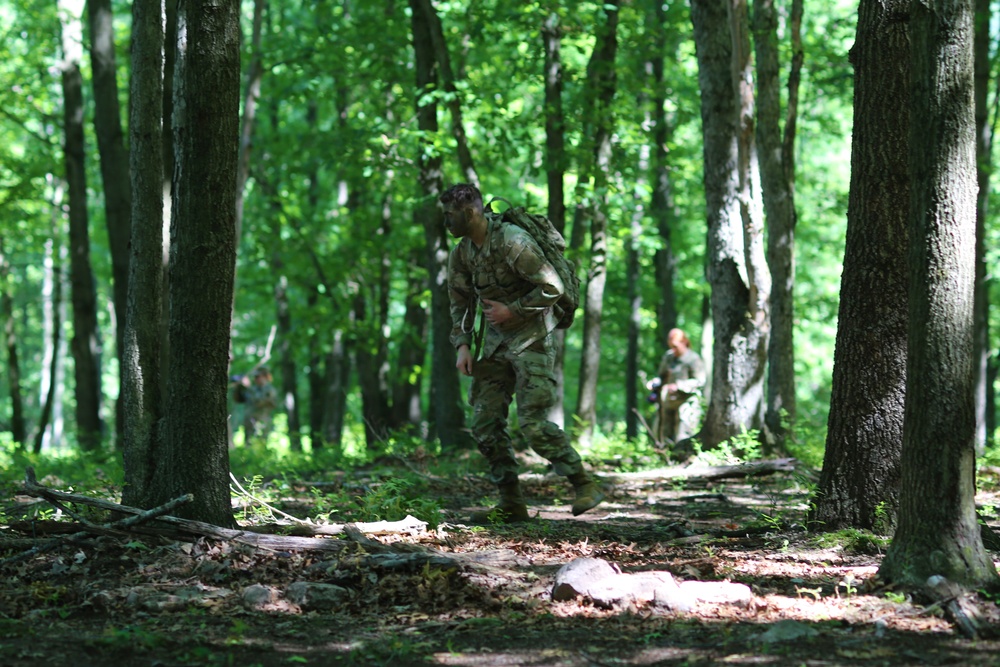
[973,0,992,454]
[60,0,104,452]
[880,0,998,589]
[691,0,767,449]
[410,0,468,450]
[543,10,569,428]
[121,0,166,509]
[575,1,619,447]
[86,0,132,448]
[754,0,800,451]
[0,239,26,446]
[809,0,910,532]
[157,0,241,527]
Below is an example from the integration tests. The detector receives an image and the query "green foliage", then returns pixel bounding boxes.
[809,528,890,555]
[354,477,442,529]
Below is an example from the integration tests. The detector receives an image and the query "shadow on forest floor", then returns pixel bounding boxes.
[3,454,1000,666]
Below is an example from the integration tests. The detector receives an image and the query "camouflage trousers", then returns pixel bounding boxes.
[653,396,702,446]
[469,336,583,485]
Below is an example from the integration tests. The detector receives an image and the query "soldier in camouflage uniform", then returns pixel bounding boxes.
[442,183,604,523]
[646,328,706,449]
[243,366,278,446]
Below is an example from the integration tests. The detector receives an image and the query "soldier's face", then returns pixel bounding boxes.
[443,203,472,238]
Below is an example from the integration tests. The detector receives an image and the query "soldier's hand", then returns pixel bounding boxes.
[482,299,513,326]
[456,345,474,376]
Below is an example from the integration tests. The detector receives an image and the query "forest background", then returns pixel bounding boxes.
[0,0,868,468]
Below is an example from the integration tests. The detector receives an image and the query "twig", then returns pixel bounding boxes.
[229,472,310,525]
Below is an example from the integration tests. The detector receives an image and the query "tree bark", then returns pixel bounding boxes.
[33,229,64,454]
[121,0,166,509]
[60,0,104,451]
[86,0,132,448]
[410,0,469,450]
[690,0,768,449]
[158,0,241,527]
[754,0,799,451]
[235,0,264,245]
[973,0,992,454]
[414,0,479,188]
[649,0,678,347]
[0,239,26,446]
[274,271,301,452]
[809,0,910,533]
[880,0,998,589]
[575,1,619,447]
[543,9,569,428]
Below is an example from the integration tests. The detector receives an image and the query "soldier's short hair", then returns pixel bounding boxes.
[440,183,483,211]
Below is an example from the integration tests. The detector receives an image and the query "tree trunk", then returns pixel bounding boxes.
[33,228,64,454]
[754,0,799,451]
[86,0,132,448]
[973,0,992,454]
[354,287,393,446]
[410,0,468,450]
[649,0,678,346]
[60,0,104,452]
[235,0,264,245]
[158,0,241,527]
[121,0,166,509]
[0,239,26,446]
[543,10,569,428]
[414,0,479,188]
[880,0,998,589]
[322,329,351,448]
[274,272,301,452]
[691,0,767,449]
[392,254,428,429]
[809,0,910,532]
[575,1,619,447]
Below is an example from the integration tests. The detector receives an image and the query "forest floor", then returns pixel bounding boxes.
[4,450,1000,667]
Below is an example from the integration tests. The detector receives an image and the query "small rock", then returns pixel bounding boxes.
[551,558,620,601]
[285,581,349,611]
[242,584,275,608]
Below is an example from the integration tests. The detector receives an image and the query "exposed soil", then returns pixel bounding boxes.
[3,456,1000,667]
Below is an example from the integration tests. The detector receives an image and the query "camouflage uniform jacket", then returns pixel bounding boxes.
[448,214,564,358]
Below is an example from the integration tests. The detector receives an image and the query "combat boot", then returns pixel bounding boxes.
[568,472,605,516]
[469,479,530,524]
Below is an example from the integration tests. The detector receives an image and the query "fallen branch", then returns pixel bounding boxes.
[16,469,429,555]
[1,482,192,569]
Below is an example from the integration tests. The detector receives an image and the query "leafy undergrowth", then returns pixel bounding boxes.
[3,455,1000,666]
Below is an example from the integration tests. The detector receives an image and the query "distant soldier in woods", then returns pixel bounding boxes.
[239,366,278,446]
[443,183,604,523]
[645,328,706,452]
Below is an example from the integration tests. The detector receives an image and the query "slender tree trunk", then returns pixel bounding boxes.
[322,328,351,449]
[274,271,301,452]
[755,0,799,451]
[880,0,998,589]
[121,0,165,509]
[809,0,910,532]
[410,0,468,449]
[650,0,678,346]
[235,0,265,244]
[543,9,569,428]
[392,275,428,428]
[158,0,241,527]
[625,141,648,442]
[973,0,992,454]
[34,225,64,453]
[414,0,479,188]
[60,0,104,451]
[575,1,619,447]
[691,0,767,449]
[86,0,132,448]
[0,239,26,446]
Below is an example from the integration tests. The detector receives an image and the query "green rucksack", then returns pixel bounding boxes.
[486,197,580,330]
